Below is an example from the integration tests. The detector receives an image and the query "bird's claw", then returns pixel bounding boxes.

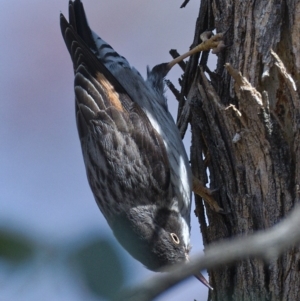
[194,31,226,54]
[192,176,225,214]
[166,31,226,71]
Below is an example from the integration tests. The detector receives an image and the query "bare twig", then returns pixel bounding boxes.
[165,79,181,102]
[180,0,190,8]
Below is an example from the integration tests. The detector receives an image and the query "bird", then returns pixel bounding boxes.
[60,0,220,290]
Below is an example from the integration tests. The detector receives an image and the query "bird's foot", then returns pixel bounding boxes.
[192,176,225,214]
[167,31,226,70]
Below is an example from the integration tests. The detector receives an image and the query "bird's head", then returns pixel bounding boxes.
[111,206,190,271]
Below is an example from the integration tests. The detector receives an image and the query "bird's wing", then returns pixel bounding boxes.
[60,6,171,209]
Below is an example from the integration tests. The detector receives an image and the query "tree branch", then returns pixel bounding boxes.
[114,204,300,301]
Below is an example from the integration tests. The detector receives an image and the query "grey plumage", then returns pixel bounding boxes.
[60,0,192,272]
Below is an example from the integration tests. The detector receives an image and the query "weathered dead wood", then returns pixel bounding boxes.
[185,1,300,300]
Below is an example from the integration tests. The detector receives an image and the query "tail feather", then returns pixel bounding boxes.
[62,0,130,69]
[68,0,98,53]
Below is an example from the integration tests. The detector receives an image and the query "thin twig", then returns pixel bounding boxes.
[180,0,190,8]
[165,79,181,102]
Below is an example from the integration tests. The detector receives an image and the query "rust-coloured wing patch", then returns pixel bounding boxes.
[95,72,123,112]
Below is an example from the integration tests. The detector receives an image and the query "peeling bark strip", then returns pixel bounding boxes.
[184,0,300,300]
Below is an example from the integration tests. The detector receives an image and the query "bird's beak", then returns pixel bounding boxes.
[194,272,214,290]
[185,254,213,290]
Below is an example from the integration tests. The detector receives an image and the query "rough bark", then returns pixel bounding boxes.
[178,0,300,300]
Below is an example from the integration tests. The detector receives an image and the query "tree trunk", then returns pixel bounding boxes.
[178,0,300,300]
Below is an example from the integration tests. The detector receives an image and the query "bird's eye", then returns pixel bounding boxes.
[170,233,180,244]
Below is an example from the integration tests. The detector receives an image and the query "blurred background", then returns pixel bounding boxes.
[0,0,216,300]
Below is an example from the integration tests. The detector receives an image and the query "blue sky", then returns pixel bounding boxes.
[0,0,215,300]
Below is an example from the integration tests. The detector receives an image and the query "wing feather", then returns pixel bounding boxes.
[60,5,171,213]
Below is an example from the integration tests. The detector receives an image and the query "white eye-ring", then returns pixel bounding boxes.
[170,233,180,244]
